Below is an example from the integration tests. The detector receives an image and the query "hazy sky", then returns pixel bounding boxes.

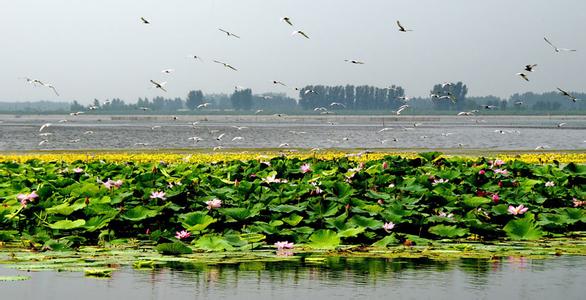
[1,0,584,103]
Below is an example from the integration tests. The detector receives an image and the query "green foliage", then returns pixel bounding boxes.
[428,225,469,238]
[504,214,543,240]
[307,229,341,249]
[0,155,583,252]
[155,242,193,255]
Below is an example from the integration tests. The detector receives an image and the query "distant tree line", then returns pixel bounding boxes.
[61,83,586,114]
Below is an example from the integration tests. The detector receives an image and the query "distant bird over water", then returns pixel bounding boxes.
[140,17,150,24]
[344,59,365,64]
[557,87,579,102]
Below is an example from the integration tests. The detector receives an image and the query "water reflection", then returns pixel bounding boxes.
[2,256,585,299]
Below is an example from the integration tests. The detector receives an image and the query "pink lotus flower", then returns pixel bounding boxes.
[263,174,288,184]
[432,178,449,186]
[508,204,528,215]
[492,159,505,167]
[175,230,191,239]
[274,241,294,250]
[112,179,123,188]
[300,163,311,173]
[492,194,500,203]
[17,191,38,207]
[377,199,384,205]
[206,198,222,210]
[478,169,486,175]
[494,169,509,176]
[545,181,555,187]
[382,161,389,169]
[573,198,585,207]
[383,222,395,232]
[150,191,166,200]
[73,167,84,173]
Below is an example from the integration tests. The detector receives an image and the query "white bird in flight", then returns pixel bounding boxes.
[39,123,51,132]
[219,28,240,38]
[292,30,310,39]
[557,87,579,102]
[197,103,211,109]
[273,80,287,86]
[330,102,346,108]
[395,105,409,115]
[517,72,529,82]
[150,80,167,92]
[544,37,576,52]
[213,60,238,71]
[216,133,226,141]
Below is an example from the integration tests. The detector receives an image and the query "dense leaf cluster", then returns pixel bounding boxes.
[0,153,584,251]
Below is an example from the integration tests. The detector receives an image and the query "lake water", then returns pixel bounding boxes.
[1,256,585,299]
[0,114,585,151]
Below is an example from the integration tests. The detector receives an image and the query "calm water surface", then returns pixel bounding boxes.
[0,114,585,151]
[1,256,585,300]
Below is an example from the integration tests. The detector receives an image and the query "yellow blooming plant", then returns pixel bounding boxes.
[0,151,584,164]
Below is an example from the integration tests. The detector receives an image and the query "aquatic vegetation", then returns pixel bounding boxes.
[0,275,31,281]
[0,151,583,253]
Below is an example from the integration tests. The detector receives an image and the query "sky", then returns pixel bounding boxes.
[0,0,584,104]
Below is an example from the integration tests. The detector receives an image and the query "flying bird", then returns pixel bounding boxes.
[396,21,412,32]
[344,59,365,64]
[150,80,167,92]
[544,37,576,52]
[216,133,226,141]
[213,60,238,71]
[273,80,287,86]
[42,83,59,96]
[281,17,293,26]
[161,69,175,74]
[140,17,150,24]
[330,102,346,108]
[219,28,240,38]
[232,126,248,130]
[395,105,409,115]
[304,89,319,95]
[292,30,310,39]
[524,64,537,72]
[557,87,579,102]
[39,123,51,132]
[197,103,211,109]
[517,73,529,82]
[232,137,244,141]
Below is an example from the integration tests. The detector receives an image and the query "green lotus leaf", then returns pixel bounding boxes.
[179,212,216,232]
[46,200,86,216]
[121,206,159,221]
[418,151,442,162]
[47,219,86,230]
[282,214,304,226]
[307,229,341,249]
[155,242,193,255]
[239,233,266,243]
[337,227,365,238]
[503,214,543,241]
[372,234,400,248]
[463,196,491,208]
[84,215,116,232]
[193,235,234,252]
[220,207,255,221]
[348,215,383,230]
[428,224,469,238]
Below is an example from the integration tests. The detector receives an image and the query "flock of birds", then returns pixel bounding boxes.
[13,13,583,150]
